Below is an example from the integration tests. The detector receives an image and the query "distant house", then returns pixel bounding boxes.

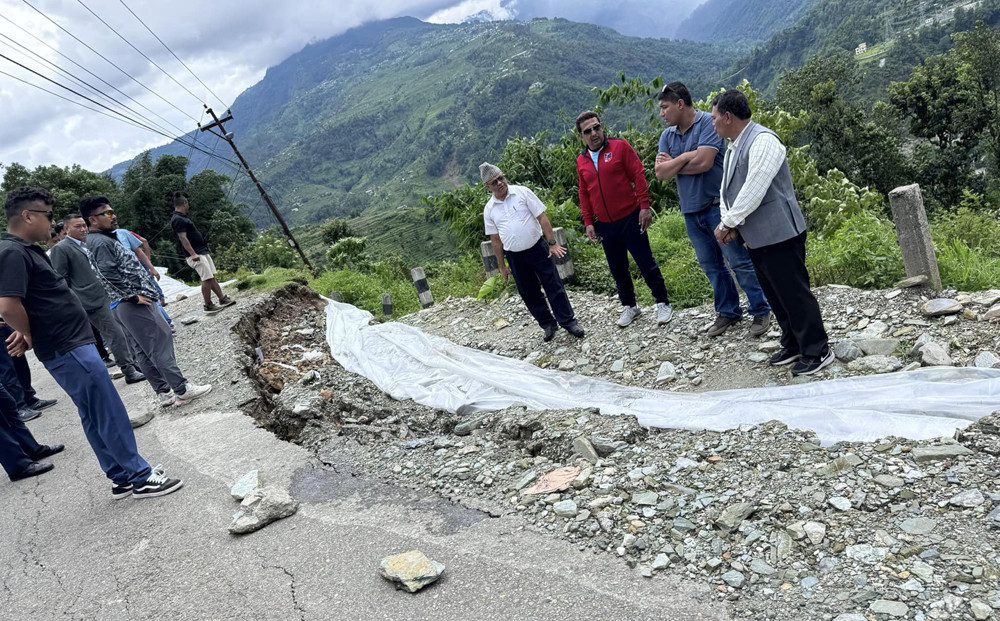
[855,42,868,55]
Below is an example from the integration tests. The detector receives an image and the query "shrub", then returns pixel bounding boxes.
[806,211,905,288]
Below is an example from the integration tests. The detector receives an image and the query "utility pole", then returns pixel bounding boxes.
[198,106,315,274]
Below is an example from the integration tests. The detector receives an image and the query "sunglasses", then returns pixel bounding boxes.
[582,123,602,136]
[488,175,506,187]
[95,209,115,218]
[27,209,53,221]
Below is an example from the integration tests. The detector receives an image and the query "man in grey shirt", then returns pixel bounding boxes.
[49,213,146,385]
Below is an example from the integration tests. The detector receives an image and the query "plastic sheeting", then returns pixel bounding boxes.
[155,266,201,300]
[324,299,1000,444]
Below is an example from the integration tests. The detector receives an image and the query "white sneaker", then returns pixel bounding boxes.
[172,383,212,407]
[616,306,642,327]
[655,302,674,325]
[158,393,176,408]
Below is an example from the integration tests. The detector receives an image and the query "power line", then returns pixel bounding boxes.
[74,0,205,107]
[19,0,199,123]
[0,13,191,137]
[116,0,228,109]
[0,51,242,172]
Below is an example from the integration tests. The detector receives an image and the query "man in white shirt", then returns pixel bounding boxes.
[711,90,832,377]
[481,163,585,342]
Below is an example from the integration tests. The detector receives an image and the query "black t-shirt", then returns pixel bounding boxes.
[170,211,210,255]
[0,233,95,361]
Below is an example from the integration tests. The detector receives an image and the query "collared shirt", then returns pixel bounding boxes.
[170,211,209,255]
[719,123,787,229]
[483,184,546,252]
[0,232,94,361]
[658,109,725,214]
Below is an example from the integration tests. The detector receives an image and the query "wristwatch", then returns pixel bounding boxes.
[547,239,557,245]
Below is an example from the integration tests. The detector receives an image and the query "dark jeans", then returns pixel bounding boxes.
[115,302,187,395]
[0,324,35,409]
[595,208,669,307]
[684,204,770,318]
[41,344,151,486]
[505,238,576,329]
[746,232,828,358]
[0,380,43,480]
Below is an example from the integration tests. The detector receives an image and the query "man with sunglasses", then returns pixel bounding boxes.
[654,82,772,339]
[81,196,212,408]
[0,186,183,497]
[575,111,673,328]
[481,163,584,342]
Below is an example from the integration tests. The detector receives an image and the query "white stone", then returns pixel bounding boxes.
[379,550,445,593]
[229,487,299,534]
[231,470,263,500]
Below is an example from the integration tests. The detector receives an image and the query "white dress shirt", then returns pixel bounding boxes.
[719,124,787,229]
[483,185,546,252]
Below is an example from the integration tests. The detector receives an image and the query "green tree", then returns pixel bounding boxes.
[954,22,1000,172]
[1,163,121,220]
[320,218,356,245]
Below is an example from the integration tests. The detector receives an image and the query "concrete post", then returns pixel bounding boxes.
[381,293,393,316]
[551,227,576,284]
[410,267,434,308]
[888,184,941,290]
[480,241,500,278]
[329,290,344,303]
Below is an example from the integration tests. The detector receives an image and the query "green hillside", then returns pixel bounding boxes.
[112,17,732,263]
[677,0,820,44]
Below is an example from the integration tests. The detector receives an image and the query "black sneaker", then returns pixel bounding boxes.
[769,348,802,366]
[111,483,133,500]
[564,323,585,339]
[707,314,741,337]
[791,348,835,376]
[749,313,772,338]
[132,465,183,499]
[542,325,558,342]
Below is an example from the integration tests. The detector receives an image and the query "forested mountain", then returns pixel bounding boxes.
[739,0,1000,95]
[677,0,819,44]
[110,17,730,232]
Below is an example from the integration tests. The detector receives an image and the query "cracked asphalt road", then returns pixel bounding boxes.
[0,293,735,621]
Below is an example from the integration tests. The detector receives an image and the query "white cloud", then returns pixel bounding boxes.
[427,0,514,23]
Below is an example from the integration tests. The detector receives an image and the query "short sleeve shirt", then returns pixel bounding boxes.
[658,109,726,214]
[170,211,209,255]
[0,233,94,361]
[115,229,143,251]
[483,185,546,252]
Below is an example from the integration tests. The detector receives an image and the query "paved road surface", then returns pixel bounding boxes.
[1,298,734,621]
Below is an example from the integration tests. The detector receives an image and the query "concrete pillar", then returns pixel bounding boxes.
[551,227,576,284]
[888,184,941,290]
[410,267,434,308]
[329,290,344,303]
[381,293,393,316]
[481,241,500,278]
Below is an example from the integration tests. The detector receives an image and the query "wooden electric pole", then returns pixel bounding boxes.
[198,106,315,274]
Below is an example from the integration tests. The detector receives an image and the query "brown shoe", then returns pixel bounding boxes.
[218,296,236,308]
[204,302,220,312]
[749,313,772,337]
[706,314,741,337]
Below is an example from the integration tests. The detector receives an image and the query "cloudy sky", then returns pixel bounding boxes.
[0,0,703,173]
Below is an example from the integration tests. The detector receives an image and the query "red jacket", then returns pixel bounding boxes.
[576,137,650,226]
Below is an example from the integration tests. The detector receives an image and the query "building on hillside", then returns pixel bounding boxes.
[855,42,868,55]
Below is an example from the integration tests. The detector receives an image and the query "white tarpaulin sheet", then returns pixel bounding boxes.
[324,299,1000,444]
[155,266,201,300]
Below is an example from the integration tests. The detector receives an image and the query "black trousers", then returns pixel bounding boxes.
[0,378,43,480]
[746,232,828,358]
[0,324,36,409]
[595,208,670,307]
[505,238,576,329]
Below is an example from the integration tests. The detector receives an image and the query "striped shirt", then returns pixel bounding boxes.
[719,124,787,229]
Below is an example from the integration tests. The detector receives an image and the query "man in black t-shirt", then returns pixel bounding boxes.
[0,187,183,498]
[169,191,234,312]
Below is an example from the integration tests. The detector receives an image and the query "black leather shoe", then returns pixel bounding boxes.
[32,444,65,460]
[10,461,54,481]
[17,408,41,423]
[542,325,558,342]
[564,323,585,338]
[28,398,57,411]
[125,370,147,384]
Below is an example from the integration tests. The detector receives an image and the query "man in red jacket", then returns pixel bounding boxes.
[575,111,673,328]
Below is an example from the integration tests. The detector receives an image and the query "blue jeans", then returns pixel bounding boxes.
[42,344,151,486]
[684,205,770,318]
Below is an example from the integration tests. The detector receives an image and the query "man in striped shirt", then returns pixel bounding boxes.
[711,90,832,377]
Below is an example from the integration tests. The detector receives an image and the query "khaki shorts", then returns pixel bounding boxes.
[185,253,217,281]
